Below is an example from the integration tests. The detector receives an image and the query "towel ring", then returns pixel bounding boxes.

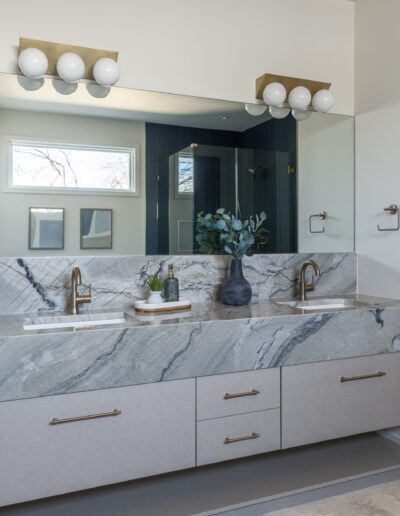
[309,211,327,234]
[377,204,399,232]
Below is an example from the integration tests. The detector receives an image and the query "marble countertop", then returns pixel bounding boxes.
[1,294,399,339]
[0,295,400,338]
[2,293,400,403]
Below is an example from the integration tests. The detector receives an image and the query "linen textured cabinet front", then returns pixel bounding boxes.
[196,368,281,465]
[0,379,196,507]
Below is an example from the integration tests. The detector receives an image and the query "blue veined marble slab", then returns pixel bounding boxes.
[0,252,356,314]
[1,297,400,403]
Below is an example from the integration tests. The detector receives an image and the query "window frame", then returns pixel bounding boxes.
[5,137,139,197]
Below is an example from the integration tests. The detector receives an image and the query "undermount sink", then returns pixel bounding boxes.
[275,297,358,311]
[23,311,131,331]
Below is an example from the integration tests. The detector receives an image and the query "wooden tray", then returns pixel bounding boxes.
[134,299,191,314]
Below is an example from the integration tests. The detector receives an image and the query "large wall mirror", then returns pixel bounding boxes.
[0,73,354,256]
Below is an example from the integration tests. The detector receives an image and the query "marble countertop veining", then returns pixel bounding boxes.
[2,294,400,403]
[0,294,399,339]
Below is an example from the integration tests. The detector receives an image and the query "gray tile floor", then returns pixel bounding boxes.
[3,433,400,516]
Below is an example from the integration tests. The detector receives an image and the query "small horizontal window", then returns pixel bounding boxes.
[8,140,137,194]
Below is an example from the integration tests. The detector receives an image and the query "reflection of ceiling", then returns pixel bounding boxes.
[0,73,272,132]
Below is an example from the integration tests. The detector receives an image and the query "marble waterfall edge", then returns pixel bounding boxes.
[0,303,400,402]
[0,253,356,315]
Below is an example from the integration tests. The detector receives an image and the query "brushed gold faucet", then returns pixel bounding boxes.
[297,260,321,301]
[70,267,92,314]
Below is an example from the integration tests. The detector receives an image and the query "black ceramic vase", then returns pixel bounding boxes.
[222,259,252,306]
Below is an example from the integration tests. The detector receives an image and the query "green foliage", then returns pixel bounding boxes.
[146,273,164,292]
[196,208,267,260]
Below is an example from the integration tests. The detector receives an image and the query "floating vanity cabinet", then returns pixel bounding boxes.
[0,379,195,507]
[196,369,281,465]
[282,353,400,449]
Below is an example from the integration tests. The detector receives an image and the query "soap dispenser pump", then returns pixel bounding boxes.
[164,264,179,302]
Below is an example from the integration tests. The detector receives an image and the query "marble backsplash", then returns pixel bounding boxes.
[0,253,357,315]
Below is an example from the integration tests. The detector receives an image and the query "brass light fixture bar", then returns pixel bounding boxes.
[255,73,331,102]
[19,38,118,81]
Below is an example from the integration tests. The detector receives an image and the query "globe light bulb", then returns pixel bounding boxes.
[18,48,48,78]
[93,58,120,87]
[57,53,85,83]
[263,82,286,107]
[288,86,312,110]
[312,89,334,112]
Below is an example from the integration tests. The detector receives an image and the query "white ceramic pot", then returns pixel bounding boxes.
[147,291,163,304]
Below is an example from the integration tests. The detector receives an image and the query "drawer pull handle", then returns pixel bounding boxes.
[49,409,121,425]
[340,371,386,383]
[224,432,260,444]
[224,389,260,400]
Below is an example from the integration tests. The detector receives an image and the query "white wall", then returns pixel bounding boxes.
[297,113,354,253]
[0,109,146,256]
[355,0,400,297]
[1,0,355,115]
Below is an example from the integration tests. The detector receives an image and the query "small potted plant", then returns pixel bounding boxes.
[196,208,266,306]
[146,273,164,304]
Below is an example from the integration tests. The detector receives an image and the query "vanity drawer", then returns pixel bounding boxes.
[0,379,195,507]
[197,368,280,420]
[282,353,400,449]
[197,409,281,466]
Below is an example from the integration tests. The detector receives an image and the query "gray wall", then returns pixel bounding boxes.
[0,108,146,256]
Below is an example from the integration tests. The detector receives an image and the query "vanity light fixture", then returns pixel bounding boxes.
[262,82,287,107]
[18,47,48,78]
[312,89,334,113]
[250,73,333,121]
[18,38,119,89]
[93,57,120,87]
[288,86,312,110]
[56,53,85,83]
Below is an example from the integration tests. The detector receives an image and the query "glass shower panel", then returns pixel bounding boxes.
[166,144,296,254]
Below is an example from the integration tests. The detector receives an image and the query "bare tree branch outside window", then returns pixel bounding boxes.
[11,143,134,191]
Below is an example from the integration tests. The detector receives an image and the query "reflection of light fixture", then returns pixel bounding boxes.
[93,58,120,87]
[291,108,312,121]
[312,89,334,112]
[288,86,311,110]
[217,115,229,120]
[263,82,286,106]
[17,75,44,91]
[52,78,78,95]
[245,103,267,116]
[269,106,290,119]
[56,53,85,83]
[18,48,48,78]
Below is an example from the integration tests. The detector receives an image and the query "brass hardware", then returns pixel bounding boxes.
[19,38,118,81]
[297,260,320,301]
[288,166,296,175]
[377,204,400,232]
[70,267,92,315]
[224,432,260,444]
[49,409,121,425]
[255,73,331,102]
[190,143,198,149]
[224,389,260,400]
[309,211,327,234]
[340,371,386,383]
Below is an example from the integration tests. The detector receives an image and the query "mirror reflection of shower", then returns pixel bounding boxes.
[166,143,296,255]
